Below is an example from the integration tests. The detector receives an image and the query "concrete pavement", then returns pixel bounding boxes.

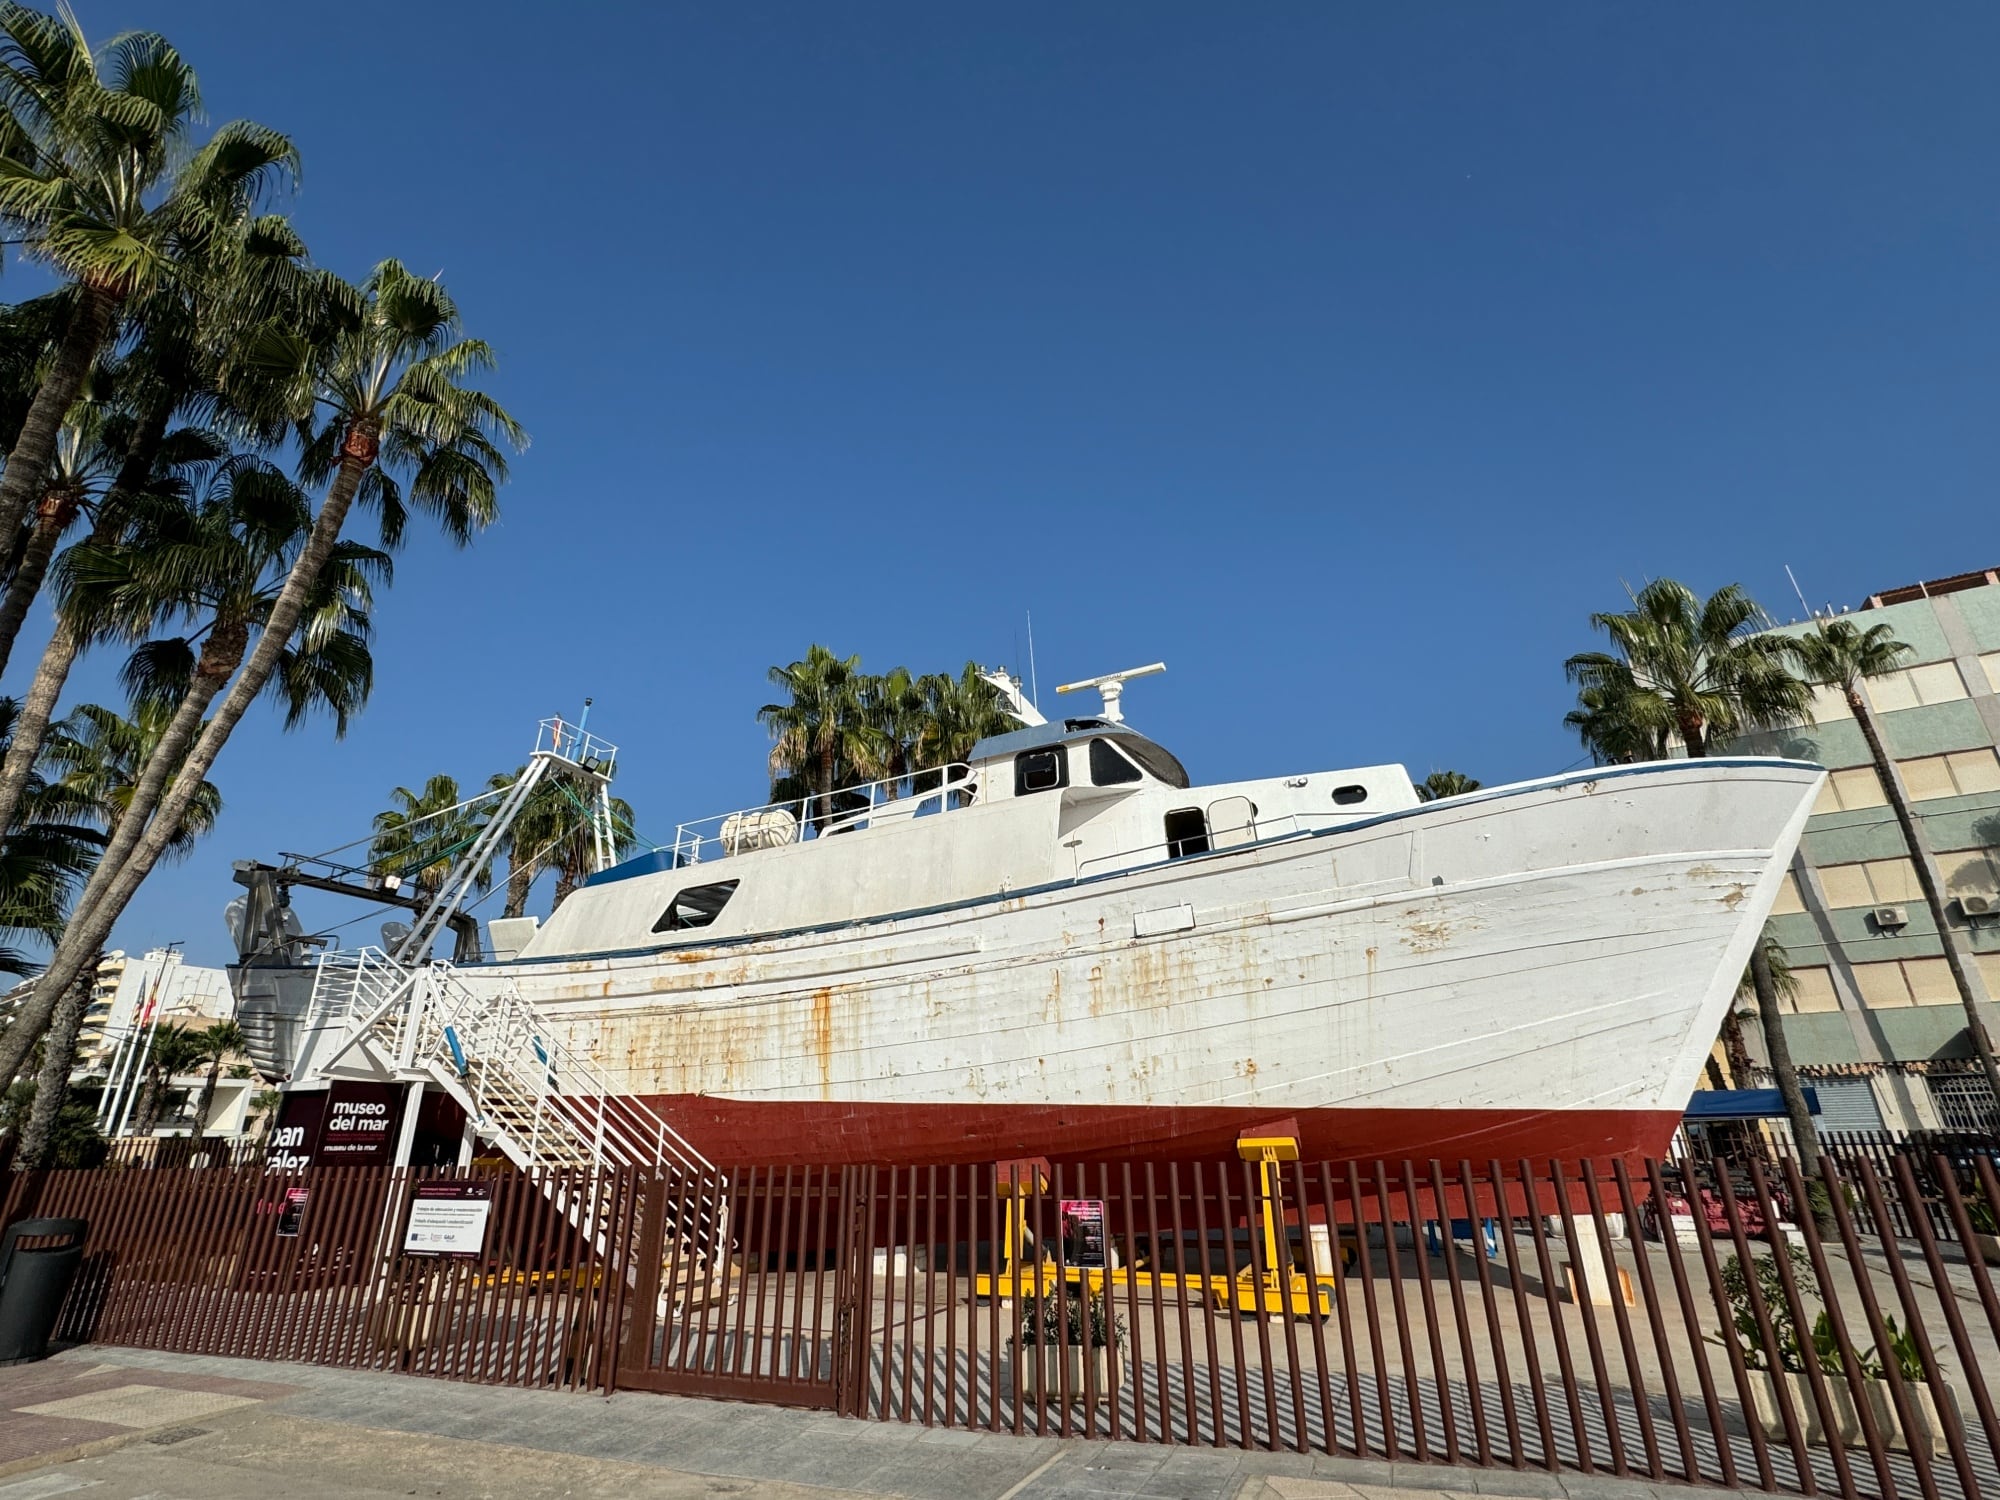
[0,1347,1713,1500]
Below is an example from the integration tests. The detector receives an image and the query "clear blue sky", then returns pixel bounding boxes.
[29,1,2000,966]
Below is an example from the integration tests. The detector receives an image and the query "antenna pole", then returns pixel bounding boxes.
[1026,611,1039,710]
[1784,565,1814,621]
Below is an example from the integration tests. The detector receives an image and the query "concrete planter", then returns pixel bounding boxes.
[1974,1231,2000,1266]
[1857,1379,1958,1458]
[1744,1371,1854,1445]
[1015,1342,1121,1406]
[1744,1371,1959,1457]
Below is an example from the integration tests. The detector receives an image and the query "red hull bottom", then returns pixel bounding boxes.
[637,1097,1683,1170]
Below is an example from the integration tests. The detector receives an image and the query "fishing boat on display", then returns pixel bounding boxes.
[230,663,1824,1172]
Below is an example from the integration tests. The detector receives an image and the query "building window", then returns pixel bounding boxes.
[652,880,740,933]
[1812,1076,1885,1132]
[1786,965,1840,1014]
[1866,661,1968,713]
[1927,1073,1998,1133]
[1088,738,1142,786]
[1816,858,1921,909]
[1771,872,1806,916]
[1817,767,1888,813]
[1164,808,1210,859]
[1014,747,1069,796]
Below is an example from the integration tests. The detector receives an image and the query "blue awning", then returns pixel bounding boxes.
[1684,1087,1820,1121]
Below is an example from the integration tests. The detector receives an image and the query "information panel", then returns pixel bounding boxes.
[403,1181,494,1257]
[1060,1198,1107,1268]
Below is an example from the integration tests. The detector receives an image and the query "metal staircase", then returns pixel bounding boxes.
[302,948,711,1176]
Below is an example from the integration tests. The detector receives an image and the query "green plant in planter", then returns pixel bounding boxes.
[1714,1247,1819,1372]
[1811,1310,1883,1379]
[1875,1316,1928,1385]
[1969,1194,1998,1235]
[1016,1286,1123,1349]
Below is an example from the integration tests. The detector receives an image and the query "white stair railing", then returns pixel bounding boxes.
[302,946,712,1178]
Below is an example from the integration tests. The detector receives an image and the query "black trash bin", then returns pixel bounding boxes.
[0,1217,88,1363]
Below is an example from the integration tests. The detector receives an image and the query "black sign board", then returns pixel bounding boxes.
[265,1082,405,1174]
[275,1186,309,1238]
[1061,1198,1108,1269]
[320,1081,402,1165]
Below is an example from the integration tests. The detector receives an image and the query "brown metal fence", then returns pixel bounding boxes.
[4,1148,1998,1499]
[0,1161,644,1394]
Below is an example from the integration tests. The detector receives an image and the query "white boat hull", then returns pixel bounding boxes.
[466,759,1822,1166]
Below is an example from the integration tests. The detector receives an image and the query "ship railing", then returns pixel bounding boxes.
[667,762,975,867]
[1073,809,1335,880]
[534,715,618,776]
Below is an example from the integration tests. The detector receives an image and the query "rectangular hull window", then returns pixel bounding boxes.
[653,879,741,933]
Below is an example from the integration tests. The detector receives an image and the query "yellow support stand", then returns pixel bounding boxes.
[968,1141,1335,1322]
[1209,1131,1337,1321]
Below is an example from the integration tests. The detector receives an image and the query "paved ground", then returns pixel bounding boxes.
[0,1348,1732,1500]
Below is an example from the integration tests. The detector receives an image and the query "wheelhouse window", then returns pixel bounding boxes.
[1089,738,1142,786]
[1164,807,1210,859]
[1117,734,1191,789]
[1015,747,1070,796]
[1332,784,1368,805]
[652,879,740,933]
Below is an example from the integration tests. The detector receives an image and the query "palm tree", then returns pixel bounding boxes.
[0,7,296,563]
[1415,770,1482,802]
[912,663,1016,777]
[186,1018,243,1143]
[0,422,227,842]
[0,210,342,775]
[856,667,927,794]
[1564,669,1672,766]
[1789,618,2000,1109]
[0,462,381,1089]
[0,264,521,1084]
[0,701,101,981]
[371,774,488,897]
[484,767,634,917]
[15,699,220,1166]
[508,773,636,911]
[1565,580,1809,759]
[42,700,222,856]
[759,645,870,829]
[128,1021,208,1136]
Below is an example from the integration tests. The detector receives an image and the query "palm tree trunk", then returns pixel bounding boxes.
[504,857,533,919]
[189,1053,222,1143]
[0,399,172,831]
[0,489,79,678]
[1718,1012,1753,1088]
[1750,936,1828,1199]
[13,973,91,1170]
[0,287,117,549]
[1848,684,2000,1109]
[552,868,578,910]
[0,444,376,1087]
[0,616,79,838]
[133,1063,163,1137]
[0,621,244,1090]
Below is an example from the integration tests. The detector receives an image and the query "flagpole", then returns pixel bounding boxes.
[112,948,179,1139]
[97,955,156,1129]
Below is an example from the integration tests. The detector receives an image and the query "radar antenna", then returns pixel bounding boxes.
[1055,661,1165,725]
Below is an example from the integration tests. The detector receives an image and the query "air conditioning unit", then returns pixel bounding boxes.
[1959,893,1999,919]
[1872,905,1909,930]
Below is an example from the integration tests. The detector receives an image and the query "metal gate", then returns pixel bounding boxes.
[617,1164,866,1410]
